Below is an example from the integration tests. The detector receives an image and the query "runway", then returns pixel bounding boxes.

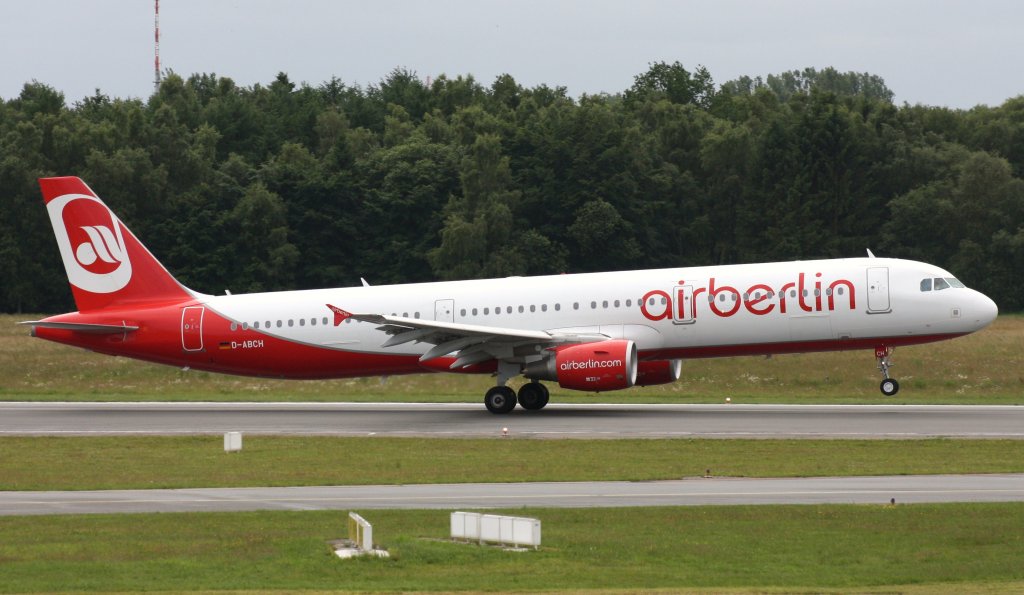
[1,402,1023,439]
[2,474,1023,516]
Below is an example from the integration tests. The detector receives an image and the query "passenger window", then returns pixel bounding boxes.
[518,305,524,313]
[299,319,305,327]
[276,320,283,328]
[626,299,631,307]
[322,317,328,325]
[934,278,950,291]
[573,302,579,310]
[591,301,597,309]
[288,320,294,327]
[472,308,478,316]
[506,306,512,314]
[920,278,932,292]
[484,308,489,315]
[230,323,238,331]
[460,309,466,317]
[253,322,260,329]
[541,304,547,312]
[602,300,608,308]
[614,300,620,308]
[242,322,249,330]
[555,303,561,311]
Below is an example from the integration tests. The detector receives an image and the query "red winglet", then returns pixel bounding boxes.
[326,304,353,326]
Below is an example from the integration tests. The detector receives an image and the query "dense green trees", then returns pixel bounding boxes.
[1,64,1022,313]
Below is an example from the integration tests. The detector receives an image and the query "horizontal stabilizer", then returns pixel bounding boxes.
[19,321,139,334]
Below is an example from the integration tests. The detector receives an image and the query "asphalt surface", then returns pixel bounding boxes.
[3,474,1023,516]
[1,402,1023,438]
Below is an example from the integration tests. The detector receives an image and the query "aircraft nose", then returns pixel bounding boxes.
[972,291,998,329]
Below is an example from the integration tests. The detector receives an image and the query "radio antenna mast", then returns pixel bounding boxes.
[154,0,161,92]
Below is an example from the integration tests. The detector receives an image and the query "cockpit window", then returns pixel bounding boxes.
[947,277,965,288]
[920,278,932,292]
[933,278,950,291]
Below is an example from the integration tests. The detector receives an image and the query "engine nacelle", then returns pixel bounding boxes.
[635,359,682,386]
[524,340,637,392]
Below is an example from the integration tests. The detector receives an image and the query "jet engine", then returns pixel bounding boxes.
[524,340,637,392]
[635,359,683,386]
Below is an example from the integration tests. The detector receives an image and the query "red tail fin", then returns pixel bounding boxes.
[39,177,195,312]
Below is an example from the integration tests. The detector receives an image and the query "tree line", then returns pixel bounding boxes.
[1,63,1022,313]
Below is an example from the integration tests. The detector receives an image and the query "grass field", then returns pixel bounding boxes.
[1,505,1023,593]
[2,314,1022,404]
[3,314,1022,593]
[2,436,1024,491]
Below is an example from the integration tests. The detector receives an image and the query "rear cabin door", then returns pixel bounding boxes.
[866,267,891,313]
[181,306,205,351]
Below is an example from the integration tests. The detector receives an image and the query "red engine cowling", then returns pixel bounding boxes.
[524,340,637,392]
[635,359,682,386]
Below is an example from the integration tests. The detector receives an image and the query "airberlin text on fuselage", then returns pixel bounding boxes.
[641,272,857,321]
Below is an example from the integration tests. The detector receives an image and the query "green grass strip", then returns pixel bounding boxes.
[3,436,1024,491]
[1,505,1024,592]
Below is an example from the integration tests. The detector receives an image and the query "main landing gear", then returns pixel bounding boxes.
[483,382,551,414]
[875,346,900,396]
[484,361,550,414]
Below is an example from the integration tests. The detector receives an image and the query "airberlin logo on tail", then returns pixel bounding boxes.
[75,225,126,269]
[46,194,132,294]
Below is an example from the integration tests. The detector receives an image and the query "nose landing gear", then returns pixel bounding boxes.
[876,346,899,396]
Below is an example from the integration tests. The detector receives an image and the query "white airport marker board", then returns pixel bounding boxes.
[451,512,541,549]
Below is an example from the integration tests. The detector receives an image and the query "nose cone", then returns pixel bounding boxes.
[972,291,999,330]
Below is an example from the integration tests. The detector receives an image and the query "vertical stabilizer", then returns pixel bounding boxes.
[39,176,195,311]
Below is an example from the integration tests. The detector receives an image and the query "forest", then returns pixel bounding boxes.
[1,63,1022,314]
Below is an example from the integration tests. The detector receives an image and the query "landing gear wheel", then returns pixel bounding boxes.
[875,346,899,397]
[517,382,550,411]
[484,386,517,414]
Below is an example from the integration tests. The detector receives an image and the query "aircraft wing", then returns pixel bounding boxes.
[327,304,607,369]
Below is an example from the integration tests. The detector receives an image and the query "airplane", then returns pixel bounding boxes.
[23,176,999,413]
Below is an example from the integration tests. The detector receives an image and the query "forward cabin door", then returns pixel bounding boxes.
[434,299,455,323]
[866,267,891,313]
[181,306,205,351]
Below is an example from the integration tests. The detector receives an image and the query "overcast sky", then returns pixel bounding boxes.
[2,0,1021,109]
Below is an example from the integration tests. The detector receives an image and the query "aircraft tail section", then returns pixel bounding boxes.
[39,176,196,312]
